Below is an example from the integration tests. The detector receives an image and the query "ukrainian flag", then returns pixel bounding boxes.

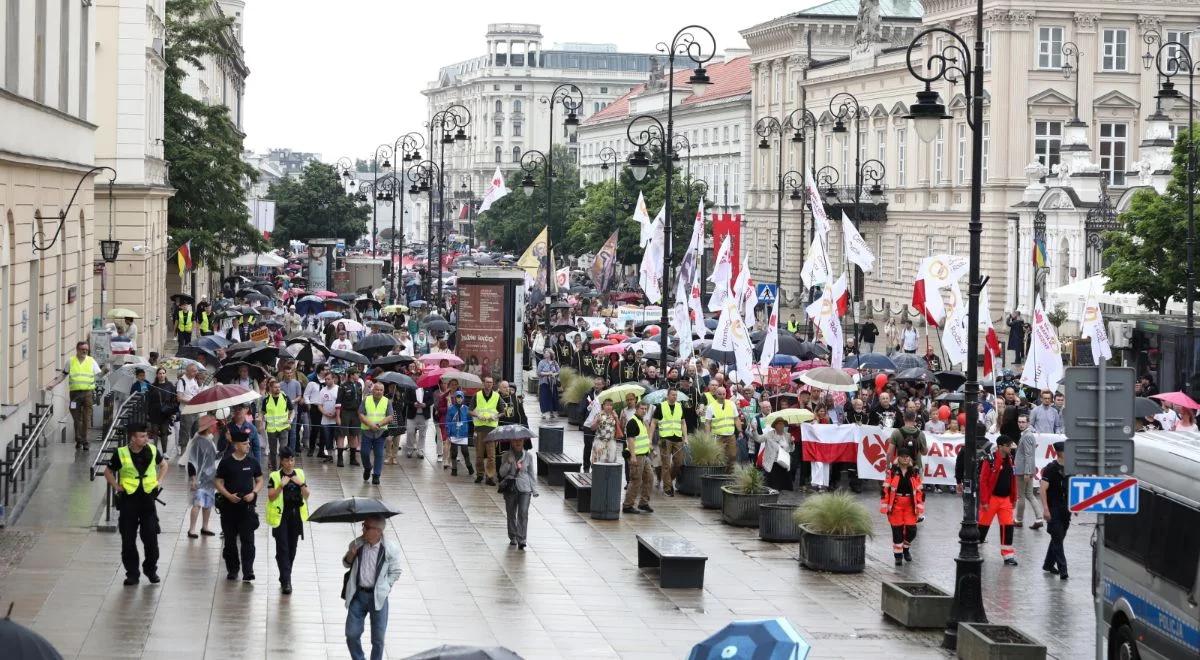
[1033,238,1047,268]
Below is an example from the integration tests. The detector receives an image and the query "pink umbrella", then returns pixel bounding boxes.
[1151,391,1200,410]
[593,344,627,356]
[420,352,464,366]
[315,290,338,298]
[791,358,829,372]
[180,384,261,414]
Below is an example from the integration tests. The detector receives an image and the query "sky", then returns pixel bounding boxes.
[241,0,812,162]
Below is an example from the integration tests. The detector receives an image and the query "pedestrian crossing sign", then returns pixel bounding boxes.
[756,283,777,304]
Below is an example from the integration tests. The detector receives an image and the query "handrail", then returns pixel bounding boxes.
[0,403,52,526]
[89,392,144,482]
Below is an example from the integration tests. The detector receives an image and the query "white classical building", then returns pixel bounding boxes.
[1,0,98,448]
[577,53,753,215]
[423,23,656,197]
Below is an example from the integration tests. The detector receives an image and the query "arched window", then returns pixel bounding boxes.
[513,100,522,113]
[494,100,503,113]
[512,146,521,162]
[494,146,502,163]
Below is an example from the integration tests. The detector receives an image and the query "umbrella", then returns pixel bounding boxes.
[252,283,277,297]
[235,346,280,367]
[593,344,628,356]
[410,300,429,308]
[355,334,400,356]
[329,349,371,365]
[1134,397,1162,418]
[0,613,64,660]
[845,352,897,371]
[375,372,417,389]
[598,382,646,404]
[792,358,829,372]
[214,361,267,384]
[1150,391,1200,410]
[589,338,615,349]
[404,644,522,660]
[308,497,401,524]
[107,307,140,319]
[177,345,220,368]
[769,355,800,367]
[763,408,816,427]
[169,293,194,305]
[193,335,230,353]
[423,313,447,324]
[550,324,577,333]
[180,383,261,414]
[337,292,358,301]
[285,331,322,342]
[419,352,464,366]
[317,310,344,320]
[286,340,330,367]
[382,304,408,314]
[704,318,719,330]
[424,319,455,334]
[335,319,366,333]
[793,340,830,360]
[441,370,482,389]
[104,361,154,392]
[372,354,414,368]
[628,340,663,355]
[226,340,265,353]
[548,302,572,310]
[315,290,338,298]
[155,356,208,374]
[935,370,967,391]
[768,393,800,407]
[895,367,937,384]
[484,425,535,442]
[366,320,395,333]
[325,298,352,309]
[798,366,858,392]
[936,391,965,403]
[889,353,926,370]
[237,291,269,303]
[688,617,810,660]
[702,346,737,364]
[299,294,324,304]
[416,368,448,389]
[642,389,690,406]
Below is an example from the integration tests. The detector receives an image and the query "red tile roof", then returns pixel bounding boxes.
[583,55,751,125]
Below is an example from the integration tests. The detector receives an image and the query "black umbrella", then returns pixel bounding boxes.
[424,319,454,334]
[252,283,277,297]
[337,292,359,301]
[177,345,220,368]
[422,313,446,325]
[330,349,371,365]
[372,354,415,368]
[845,352,897,371]
[376,372,417,389]
[214,361,267,383]
[308,497,401,523]
[170,293,194,305]
[548,302,572,310]
[237,290,269,303]
[285,331,322,342]
[485,424,535,442]
[935,370,967,391]
[356,286,373,295]
[895,367,936,384]
[226,340,265,353]
[355,298,381,311]
[0,610,63,660]
[702,346,737,364]
[286,338,329,368]
[236,346,280,367]
[550,324,577,333]
[936,391,965,403]
[325,298,351,308]
[1134,397,1161,418]
[889,353,926,371]
[404,645,522,660]
[366,320,395,333]
[194,335,230,352]
[355,334,400,356]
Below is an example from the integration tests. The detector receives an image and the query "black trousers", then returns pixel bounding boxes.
[118,497,159,578]
[220,505,258,576]
[1043,514,1070,573]
[307,408,323,452]
[582,431,594,471]
[272,515,302,585]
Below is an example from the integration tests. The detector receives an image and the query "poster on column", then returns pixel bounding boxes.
[456,273,525,386]
[711,214,742,283]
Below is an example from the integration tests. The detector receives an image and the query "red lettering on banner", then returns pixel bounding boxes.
[861,434,888,472]
[1044,445,1059,459]
[923,463,948,479]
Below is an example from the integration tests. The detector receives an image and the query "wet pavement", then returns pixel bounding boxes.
[1,403,1096,659]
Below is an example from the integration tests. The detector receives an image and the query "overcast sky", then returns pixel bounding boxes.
[241,0,813,161]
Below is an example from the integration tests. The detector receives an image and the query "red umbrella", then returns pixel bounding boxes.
[608,333,628,342]
[315,290,338,298]
[417,367,448,388]
[791,358,829,372]
[589,338,615,349]
[1150,391,1200,410]
[180,383,261,414]
[643,325,661,337]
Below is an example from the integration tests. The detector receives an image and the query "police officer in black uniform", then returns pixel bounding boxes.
[215,432,264,581]
[104,422,168,586]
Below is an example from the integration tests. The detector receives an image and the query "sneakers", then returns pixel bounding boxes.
[1043,565,1059,575]
[518,543,526,550]
[362,469,370,482]
[894,556,904,566]
[638,503,654,513]
[416,451,424,459]
[436,454,443,463]
[1014,520,1024,528]
[242,573,256,582]
[622,506,641,514]
[1003,557,1019,567]
[1030,521,1044,530]
[1059,573,1069,580]
[371,476,380,485]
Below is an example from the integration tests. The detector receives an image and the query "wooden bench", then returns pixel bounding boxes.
[637,534,707,589]
[563,471,592,513]
[537,452,581,487]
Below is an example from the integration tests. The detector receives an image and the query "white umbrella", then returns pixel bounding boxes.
[1048,275,1138,307]
[231,252,287,267]
[798,366,858,392]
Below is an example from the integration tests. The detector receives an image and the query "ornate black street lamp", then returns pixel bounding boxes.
[388,132,423,302]
[756,108,813,323]
[541,84,584,304]
[334,157,355,196]
[429,105,471,306]
[406,159,440,303]
[599,146,621,228]
[519,149,552,332]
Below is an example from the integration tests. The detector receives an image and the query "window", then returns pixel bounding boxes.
[841,135,849,177]
[1099,122,1128,186]
[600,86,608,94]
[1102,29,1128,71]
[876,129,886,164]
[935,124,945,182]
[1165,31,1193,73]
[5,0,19,90]
[495,100,503,113]
[876,235,885,280]
[512,121,522,137]
[893,236,903,280]
[723,126,730,143]
[493,84,500,91]
[982,121,990,182]
[733,125,740,142]
[703,128,710,145]
[1107,489,1200,591]
[859,126,868,164]
[983,29,992,71]
[494,120,503,137]
[956,123,967,184]
[513,100,522,113]
[494,146,502,163]
[514,84,522,91]
[896,128,907,186]
[512,146,521,162]
[949,237,957,255]
[1035,121,1062,180]
[1038,26,1064,69]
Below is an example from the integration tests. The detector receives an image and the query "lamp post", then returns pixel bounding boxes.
[830,92,866,307]
[371,143,396,257]
[626,24,715,362]
[457,174,476,252]
[429,105,471,307]
[1144,35,1196,393]
[756,108,812,323]
[542,84,584,305]
[519,150,551,333]
[1060,41,1084,124]
[902,2,987,648]
[334,157,356,196]
[599,146,620,228]
[406,159,440,303]
[388,133,423,302]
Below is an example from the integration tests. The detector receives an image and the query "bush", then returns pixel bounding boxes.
[793,492,874,537]
[730,463,769,495]
[559,367,592,406]
[686,432,727,468]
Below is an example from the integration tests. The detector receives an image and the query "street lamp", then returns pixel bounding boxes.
[625,24,716,363]
[756,109,813,324]
[519,149,552,331]
[542,83,584,305]
[385,132,424,303]
[903,4,987,649]
[829,92,870,311]
[1144,33,1197,393]
[406,159,441,302]
[599,146,621,228]
[429,105,471,306]
[370,143,395,257]
[1060,41,1084,124]
[334,157,355,195]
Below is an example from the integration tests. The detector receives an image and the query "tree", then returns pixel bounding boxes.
[269,162,369,247]
[1103,127,1198,313]
[164,0,264,268]
[476,145,584,253]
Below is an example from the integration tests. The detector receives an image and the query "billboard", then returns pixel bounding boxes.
[456,271,524,386]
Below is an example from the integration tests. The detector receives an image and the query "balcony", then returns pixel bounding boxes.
[822,185,889,222]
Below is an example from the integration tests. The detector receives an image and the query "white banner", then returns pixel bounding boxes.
[800,235,831,289]
[941,282,969,369]
[708,235,733,311]
[841,212,874,272]
[1021,300,1065,391]
[806,168,831,238]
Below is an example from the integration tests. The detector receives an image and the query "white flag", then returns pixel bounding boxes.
[758,295,780,371]
[841,212,875,273]
[672,300,693,358]
[734,256,756,329]
[707,235,734,311]
[1020,300,1065,391]
[633,192,653,247]
[555,267,571,291]
[677,203,709,338]
[478,167,510,214]
[806,168,831,238]
[1080,286,1113,363]
[638,209,665,304]
[800,235,831,289]
[940,282,970,369]
[913,254,969,326]
[805,278,844,369]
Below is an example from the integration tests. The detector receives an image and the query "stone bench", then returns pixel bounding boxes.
[636,534,707,589]
[563,471,592,513]
[536,452,581,487]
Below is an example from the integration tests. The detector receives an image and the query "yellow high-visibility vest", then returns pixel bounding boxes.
[176,310,193,331]
[630,417,651,455]
[69,355,98,392]
[198,312,211,333]
[787,320,799,333]
[474,391,500,428]
[264,394,290,433]
[658,402,683,438]
[711,400,737,436]
[116,444,158,494]
[266,469,309,528]
[359,395,389,430]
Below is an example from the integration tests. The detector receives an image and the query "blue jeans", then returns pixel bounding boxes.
[346,589,388,660]
[361,434,386,477]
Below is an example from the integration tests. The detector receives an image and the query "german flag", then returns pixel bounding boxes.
[176,240,192,277]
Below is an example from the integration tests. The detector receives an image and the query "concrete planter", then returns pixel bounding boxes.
[758,503,802,542]
[677,464,725,496]
[956,623,1046,660]
[720,487,779,527]
[797,524,866,573]
[881,581,953,629]
[700,474,735,509]
[566,402,586,427]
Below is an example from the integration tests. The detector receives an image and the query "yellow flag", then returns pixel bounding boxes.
[518,227,549,289]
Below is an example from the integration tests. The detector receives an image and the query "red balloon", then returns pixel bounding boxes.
[592,329,601,339]
[938,405,952,421]
[957,412,968,428]
[873,373,889,390]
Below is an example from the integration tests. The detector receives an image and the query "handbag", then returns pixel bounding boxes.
[497,476,515,494]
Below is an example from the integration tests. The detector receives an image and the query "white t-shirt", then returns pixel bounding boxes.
[318,385,340,423]
[176,376,201,404]
[1154,409,1179,431]
[902,328,919,351]
[331,338,353,352]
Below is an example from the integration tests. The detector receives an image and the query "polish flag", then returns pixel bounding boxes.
[800,423,859,463]
[831,272,850,317]
[979,284,1002,377]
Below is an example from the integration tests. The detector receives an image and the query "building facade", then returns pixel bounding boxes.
[93,0,174,358]
[1,0,98,445]
[577,53,754,216]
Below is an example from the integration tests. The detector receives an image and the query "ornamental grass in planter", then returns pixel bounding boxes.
[558,368,591,426]
[721,465,779,527]
[676,432,727,496]
[794,491,873,573]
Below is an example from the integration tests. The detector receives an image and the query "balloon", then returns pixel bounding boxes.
[592,329,601,339]
[957,412,968,428]
[938,405,951,421]
[873,373,889,391]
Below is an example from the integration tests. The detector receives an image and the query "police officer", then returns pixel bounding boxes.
[175,301,194,347]
[103,422,168,586]
[215,432,264,581]
[652,385,688,496]
[266,447,309,594]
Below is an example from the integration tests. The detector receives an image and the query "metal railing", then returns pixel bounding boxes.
[0,402,53,527]
[90,392,146,527]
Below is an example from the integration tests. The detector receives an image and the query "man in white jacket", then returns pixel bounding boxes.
[343,515,403,660]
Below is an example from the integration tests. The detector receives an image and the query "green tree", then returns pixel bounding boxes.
[1103,127,1199,313]
[476,145,584,253]
[269,162,369,247]
[164,0,264,268]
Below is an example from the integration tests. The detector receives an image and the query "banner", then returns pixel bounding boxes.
[711,213,742,283]
[841,211,874,272]
[589,230,619,292]
[639,211,665,304]
[517,227,550,292]
[633,192,653,247]
[1021,300,1065,391]
[800,235,830,289]
[806,168,831,238]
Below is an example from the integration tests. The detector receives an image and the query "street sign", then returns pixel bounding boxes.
[1063,366,1135,440]
[1068,476,1139,514]
[756,283,778,304]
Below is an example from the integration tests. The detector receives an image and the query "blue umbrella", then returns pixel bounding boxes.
[769,354,800,367]
[845,352,897,371]
[704,318,719,330]
[409,300,429,307]
[295,298,324,316]
[317,310,344,320]
[689,618,810,660]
